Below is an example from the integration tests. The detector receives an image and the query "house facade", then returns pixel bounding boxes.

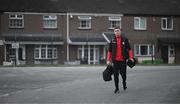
[1,13,67,65]
[0,0,180,65]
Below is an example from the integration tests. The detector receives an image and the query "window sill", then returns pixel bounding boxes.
[9,27,24,29]
[161,29,174,31]
[134,29,147,31]
[34,58,58,60]
[78,27,92,30]
[43,27,58,30]
[135,55,153,57]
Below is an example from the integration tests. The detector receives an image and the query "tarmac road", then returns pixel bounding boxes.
[0,66,180,103]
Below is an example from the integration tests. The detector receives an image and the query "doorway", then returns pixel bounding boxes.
[161,45,168,63]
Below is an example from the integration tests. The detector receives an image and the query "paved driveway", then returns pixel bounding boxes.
[0,66,180,103]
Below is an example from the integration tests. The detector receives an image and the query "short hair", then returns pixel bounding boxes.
[114,27,122,31]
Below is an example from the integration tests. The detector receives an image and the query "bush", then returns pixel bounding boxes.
[141,59,164,65]
[154,59,164,64]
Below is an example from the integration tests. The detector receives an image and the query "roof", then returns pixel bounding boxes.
[2,33,64,44]
[0,0,180,16]
[102,32,114,43]
[157,34,180,44]
[69,33,107,45]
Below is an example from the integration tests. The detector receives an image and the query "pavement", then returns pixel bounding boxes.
[0,65,180,103]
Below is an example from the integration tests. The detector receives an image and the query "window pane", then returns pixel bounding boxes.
[34,48,39,58]
[9,49,15,56]
[134,18,139,29]
[167,18,172,29]
[41,49,46,58]
[10,15,16,18]
[140,18,146,28]
[80,20,86,27]
[17,15,23,18]
[84,48,88,60]
[43,20,57,28]
[78,49,82,59]
[169,45,174,56]
[149,45,153,55]
[95,48,99,61]
[79,16,91,29]
[162,19,166,28]
[135,45,139,55]
[86,20,90,27]
[47,48,53,58]
[140,46,148,55]
[53,49,57,58]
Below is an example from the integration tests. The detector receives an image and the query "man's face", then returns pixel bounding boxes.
[114,29,121,36]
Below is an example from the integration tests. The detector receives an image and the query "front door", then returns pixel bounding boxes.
[18,48,23,60]
[161,45,168,63]
[78,45,99,64]
[89,46,99,64]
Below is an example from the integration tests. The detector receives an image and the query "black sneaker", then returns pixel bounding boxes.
[114,89,120,93]
[123,82,127,90]
[123,86,127,90]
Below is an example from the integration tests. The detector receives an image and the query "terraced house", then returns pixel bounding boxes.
[0,0,180,65]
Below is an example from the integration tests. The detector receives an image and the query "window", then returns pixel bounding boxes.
[9,14,24,28]
[161,17,173,30]
[134,17,147,30]
[109,16,121,29]
[134,44,154,56]
[9,48,16,58]
[34,45,57,59]
[43,15,57,28]
[78,16,91,29]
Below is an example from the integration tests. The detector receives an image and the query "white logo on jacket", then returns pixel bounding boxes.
[122,42,125,45]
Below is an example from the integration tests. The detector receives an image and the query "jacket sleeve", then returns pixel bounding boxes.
[107,42,112,61]
[126,39,133,59]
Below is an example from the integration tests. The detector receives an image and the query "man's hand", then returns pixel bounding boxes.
[129,58,134,62]
[106,61,111,65]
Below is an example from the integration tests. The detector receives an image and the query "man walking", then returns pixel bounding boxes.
[107,27,133,93]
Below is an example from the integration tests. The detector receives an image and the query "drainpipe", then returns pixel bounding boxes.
[66,13,69,62]
[151,40,154,64]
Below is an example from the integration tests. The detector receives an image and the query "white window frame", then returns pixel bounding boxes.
[34,45,57,59]
[78,16,91,29]
[9,14,24,28]
[134,17,147,30]
[43,15,57,29]
[161,17,173,30]
[108,16,121,29]
[134,44,154,56]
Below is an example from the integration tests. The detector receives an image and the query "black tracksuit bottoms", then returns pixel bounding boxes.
[113,60,127,90]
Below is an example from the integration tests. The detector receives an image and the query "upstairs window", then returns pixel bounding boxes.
[9,14,24,28]
[78,16,91,29]
[43,15,57,29]
[109,16,121,29]
[134,17,147,30]
[161,17,173,30]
